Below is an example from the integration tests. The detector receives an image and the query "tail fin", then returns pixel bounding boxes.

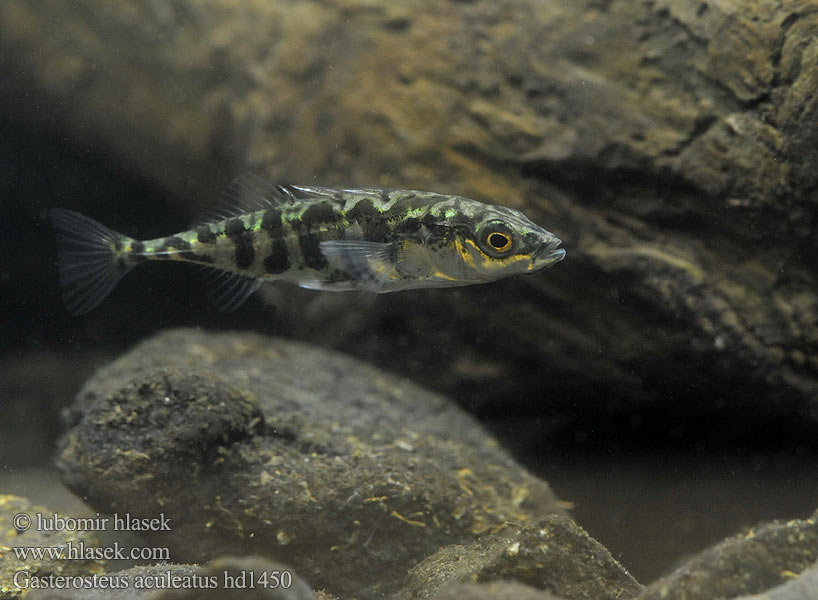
[50,209,135,314]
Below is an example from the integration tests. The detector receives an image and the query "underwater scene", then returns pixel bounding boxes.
[2,1,818,599]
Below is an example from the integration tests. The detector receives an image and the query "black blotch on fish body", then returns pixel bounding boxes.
[261,209,283,236]
[224,219,246,237]
[346,199,377,221]
[155,236,190,260]
[161,236,190,251]
[299,233,327,270]
[301,202,341,229]
[224,218,255,269]
[346,199,390,242]
[395,217,421,235]
[264,239,289,274]
[420,212,469,243]
[261,209,289,274]
[420,214,439,228]
[196,226,217,244]
[234,234,255,269]
[129,240,148,263]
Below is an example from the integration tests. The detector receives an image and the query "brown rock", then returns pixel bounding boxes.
[638,509,818,600]
[56,329,564,600]
[396,515,641,600]
[732,561,818,600]
[429,581,566,600]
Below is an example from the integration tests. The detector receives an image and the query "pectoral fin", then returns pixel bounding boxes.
[319,240,399,294]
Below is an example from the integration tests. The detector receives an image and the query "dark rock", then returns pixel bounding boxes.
[733,562,818,600]
[56,329,565,600]
[395,515,641,600]
[638,509,818,600]
[429,581,565,600]
[0,495,104,600]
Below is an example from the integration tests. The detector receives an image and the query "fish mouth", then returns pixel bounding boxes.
[544,248,566,262]
[533,238,566,265]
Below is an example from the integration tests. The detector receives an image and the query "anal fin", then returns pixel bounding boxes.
[201,267,263,312]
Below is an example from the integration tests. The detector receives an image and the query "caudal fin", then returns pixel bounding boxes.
[50,209,134,314]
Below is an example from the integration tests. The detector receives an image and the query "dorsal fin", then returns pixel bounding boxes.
[290,185,385,200]
[222,173,296,209]
[193,173,297,226]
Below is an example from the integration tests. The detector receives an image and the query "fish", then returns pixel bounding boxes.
[50,174,566,314]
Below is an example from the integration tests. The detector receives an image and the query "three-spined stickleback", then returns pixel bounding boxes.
[50,174,565,313]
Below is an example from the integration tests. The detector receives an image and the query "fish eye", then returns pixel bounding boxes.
[488,232,511,252]
[477,222,515,257]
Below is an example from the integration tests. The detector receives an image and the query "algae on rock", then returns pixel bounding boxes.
[57,329,565,600]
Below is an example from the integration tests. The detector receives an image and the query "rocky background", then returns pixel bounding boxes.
[2,0,818,598]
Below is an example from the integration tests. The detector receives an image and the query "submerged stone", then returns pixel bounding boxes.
[731,561,818,600]
[429,581,566,600]
[638,509,818,600]
[395,515,642,600]
[56,329,565,599]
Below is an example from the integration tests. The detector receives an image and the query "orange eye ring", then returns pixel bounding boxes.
[487,232,512,252]
[478,221,515,257]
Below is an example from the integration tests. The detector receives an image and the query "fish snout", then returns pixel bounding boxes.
[534,236,566,265]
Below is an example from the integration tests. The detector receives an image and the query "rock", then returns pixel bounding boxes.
[56,329,565,600]
[2,0,818,441]
[638,509,818,600]
[732,561,818,600]
[0,495,104,600]
[395,515,641,600]
[24,555,314,600]
[429,581,565,600]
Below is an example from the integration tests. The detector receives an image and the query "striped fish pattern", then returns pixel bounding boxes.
[50,174,565,314]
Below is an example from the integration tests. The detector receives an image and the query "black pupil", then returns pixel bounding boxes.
[489,233,509,249]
